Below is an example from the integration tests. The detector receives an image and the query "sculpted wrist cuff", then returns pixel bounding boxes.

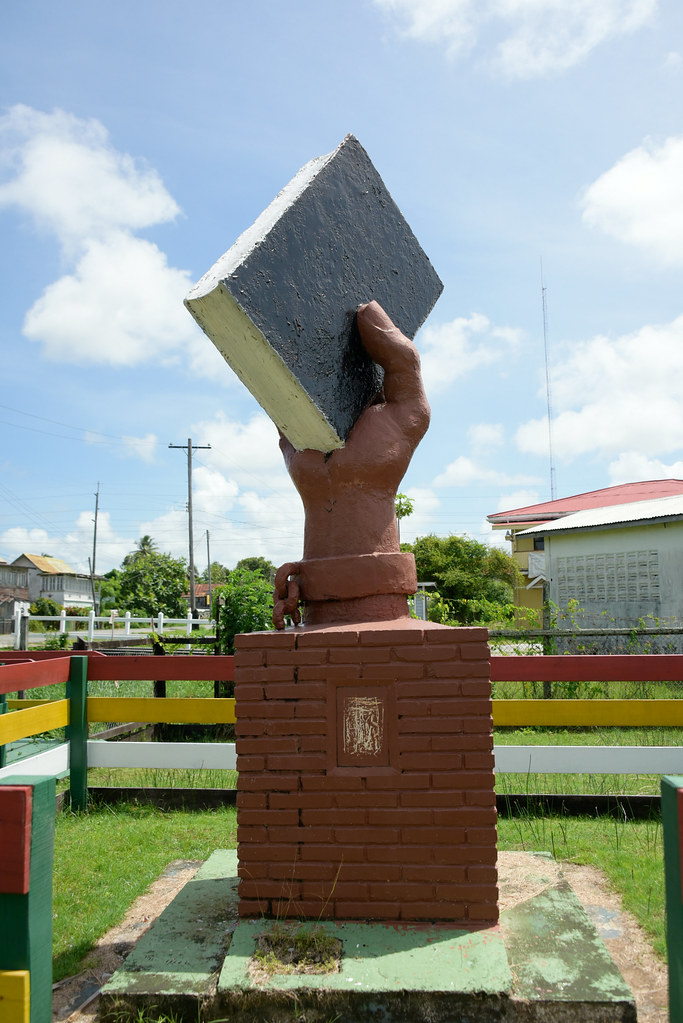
[295,552,417,602]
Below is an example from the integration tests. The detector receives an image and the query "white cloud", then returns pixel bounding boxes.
[433,455,541,488]
[193,412,293,492]
[580,135,683,263]
[374,0,656,77]
[417,313,522,397]
[663,51,683,71]
[396,486,441,542]
[494,488,542,512]
[121,434,158,463]
[0,105,203,369]
[608,452,683,484]
[23,232,196,365]
[1,511,133,575]
[516,316,683,461]
[0,105,179,249]
[468,422,505,451]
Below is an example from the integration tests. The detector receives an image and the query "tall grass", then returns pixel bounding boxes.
[498,812,665,957]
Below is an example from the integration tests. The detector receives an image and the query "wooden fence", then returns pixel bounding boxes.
[1,652,683,803]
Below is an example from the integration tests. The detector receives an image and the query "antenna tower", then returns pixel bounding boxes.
[541,260,557,500]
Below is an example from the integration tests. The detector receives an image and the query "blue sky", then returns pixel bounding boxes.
[2,0,683,575]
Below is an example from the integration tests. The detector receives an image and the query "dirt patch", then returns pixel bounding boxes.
[52,853,668,1022]
[498,851,668,1023]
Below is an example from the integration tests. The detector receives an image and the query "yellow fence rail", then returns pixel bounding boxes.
[86,697,236,725]
[0,700,69,746]
[493,699,683,727]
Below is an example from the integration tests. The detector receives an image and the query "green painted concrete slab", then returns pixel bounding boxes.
[501,879,634,1006]
[220,917,511,993]
[100,848,636,1023]
[101,849,238,1003]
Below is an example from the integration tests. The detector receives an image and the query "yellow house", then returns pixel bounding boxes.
[487,479,683,625]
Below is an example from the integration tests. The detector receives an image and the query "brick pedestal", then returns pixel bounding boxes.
[235,619,497,925]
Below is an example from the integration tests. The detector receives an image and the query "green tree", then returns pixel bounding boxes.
[405,534,519,624]
[395,493,414,543]
[99,569,121,612]
[118,551,189,617]
[122,535,158,567]
[212,568,274,655]
[29,596,61,630]
[235,556,276,582]
[199,561,231,585]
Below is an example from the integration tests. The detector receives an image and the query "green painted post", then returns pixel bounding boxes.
[0,693,7,769]
[67,655,88,811]
[662,775,683,1023]
[0,775,56,1023]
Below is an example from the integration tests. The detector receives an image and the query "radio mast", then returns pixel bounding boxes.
[541,260,557,500]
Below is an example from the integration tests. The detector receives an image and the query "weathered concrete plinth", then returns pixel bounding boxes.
[235,619,498,926]
[99,849,636,1022]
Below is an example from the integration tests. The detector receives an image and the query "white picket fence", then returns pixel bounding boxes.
[10,609,212,649]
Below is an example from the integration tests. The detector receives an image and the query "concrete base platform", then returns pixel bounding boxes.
[100,850,636,1023]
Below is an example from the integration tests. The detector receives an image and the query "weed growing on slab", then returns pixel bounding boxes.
[252,922,342,977]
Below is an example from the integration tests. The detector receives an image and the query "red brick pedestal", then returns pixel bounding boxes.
[235,618,498,925]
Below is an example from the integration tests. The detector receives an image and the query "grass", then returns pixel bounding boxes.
[52,803,237,981]
[498,811,666,958]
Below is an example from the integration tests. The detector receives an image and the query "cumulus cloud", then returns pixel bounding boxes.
[417,313,522,397]
[608,452,683,484]
[121,434,158,463]
[1,511,132,575]
[23,233,195,365]
[374,0,656,77]
[516,316,683,460]
[493,488,542,513]
[192,412,293,492]
[0,105,201,367]
[580,136,683,263]
[433,455,542,488]
[0,105,180,247]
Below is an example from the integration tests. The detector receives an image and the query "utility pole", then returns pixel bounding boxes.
[91,483,100,612]
[206,530,212,610]
[169,438,211,619]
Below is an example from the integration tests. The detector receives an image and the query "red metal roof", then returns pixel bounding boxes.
[487,479,683,525]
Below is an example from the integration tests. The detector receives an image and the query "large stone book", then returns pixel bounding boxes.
[185,135,442,451]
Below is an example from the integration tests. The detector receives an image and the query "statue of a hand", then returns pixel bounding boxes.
[279,300,430,560]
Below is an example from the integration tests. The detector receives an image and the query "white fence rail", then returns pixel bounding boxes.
[10,609,213,649]
[2,738,680,782]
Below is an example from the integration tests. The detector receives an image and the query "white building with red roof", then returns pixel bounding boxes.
[487,481,683,641]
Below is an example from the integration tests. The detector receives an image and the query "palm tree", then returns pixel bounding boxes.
[123,535,158,566]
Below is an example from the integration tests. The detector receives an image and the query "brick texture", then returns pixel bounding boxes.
[235,620,497,925]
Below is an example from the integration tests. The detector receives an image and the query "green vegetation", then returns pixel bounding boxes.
[213,567,274,655]
[253,923,342,976]
[52,803,237,981]
[28,595,62,629]
[403,533,519,624]
[118,549,189,618]
[498,812,665,958]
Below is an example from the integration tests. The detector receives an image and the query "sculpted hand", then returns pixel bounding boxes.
[278,300,430,560]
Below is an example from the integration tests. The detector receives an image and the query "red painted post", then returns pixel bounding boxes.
[0,775,55,1023]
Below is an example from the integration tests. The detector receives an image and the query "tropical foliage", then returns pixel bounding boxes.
[212,567,274,655]
[404,533,520,625]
